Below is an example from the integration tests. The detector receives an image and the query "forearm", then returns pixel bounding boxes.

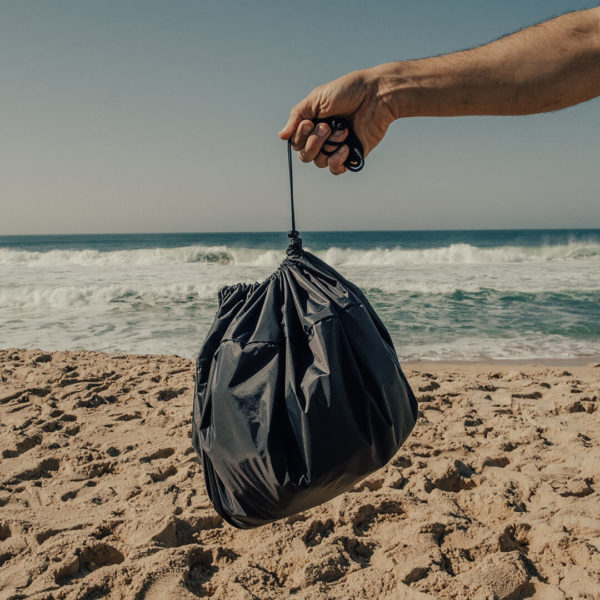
[375,7,600,118]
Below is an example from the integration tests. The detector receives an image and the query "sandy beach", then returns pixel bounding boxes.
[1,348,599,599]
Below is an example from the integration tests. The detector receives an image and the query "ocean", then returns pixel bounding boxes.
[0,229,599,361]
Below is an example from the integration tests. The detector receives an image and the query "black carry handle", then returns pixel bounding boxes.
[313,116,365,172]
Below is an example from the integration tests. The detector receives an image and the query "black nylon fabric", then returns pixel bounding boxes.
[192,243,418,529]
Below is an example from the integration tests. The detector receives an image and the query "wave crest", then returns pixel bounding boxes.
[1,240,599,268]
[319,241,600,266]
[0,282,229,309]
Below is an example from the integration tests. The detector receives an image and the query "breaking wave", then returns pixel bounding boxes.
[0,282,226,309]
[1,240,599,268]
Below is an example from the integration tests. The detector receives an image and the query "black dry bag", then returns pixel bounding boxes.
[191,128,418,529]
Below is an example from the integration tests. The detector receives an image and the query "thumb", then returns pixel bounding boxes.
[278,96,317,140]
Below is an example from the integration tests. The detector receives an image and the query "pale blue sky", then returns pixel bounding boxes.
[1,0,598,234]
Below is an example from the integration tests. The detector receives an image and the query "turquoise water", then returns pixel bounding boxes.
[0,229,599,361]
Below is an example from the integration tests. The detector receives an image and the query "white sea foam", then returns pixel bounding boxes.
[0,281,229,309]
[398,335,600,362]
[1,236,599,360]
[1,259,598,310]
[0,245,235,267]
[1,240,600,269]
[319,241,600,266]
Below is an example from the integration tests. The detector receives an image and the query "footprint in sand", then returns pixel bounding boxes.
[53,543,125,585]
[149,465,177,483]
[0,521,11,541]
[392,455,412,469]
[418,381,441,392]
[424,459,477,493]
[156,387,188,402]
[190,513,223,531]
[34,528,61,544]
[184,549,217,597]
[142,572,198,600]
[12,457,60,482]
[298,543,351,586]
[350,499,405,535]
[2,432,42,459]
[340,536,375,565]
[156,515,222,547]
[481,455,510,469]
[113,411,142,421]
[60,489,79,502]
[498,522,531,554]
[141,447,175,463]
[302,518,334,547]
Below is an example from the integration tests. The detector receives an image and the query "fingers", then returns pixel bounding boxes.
[314,153,328,169]
[314,144,349,175]
[298,123,330,163]
[322,127,347,154]
[328,145,349,175]
[300,126,349,175]
[321,128,349,174]
[279,95,316,140]
[281,110,351,175]
[291,120,314,151]
[279,111,303,141]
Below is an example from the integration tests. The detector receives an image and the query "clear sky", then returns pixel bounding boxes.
[1,0,598,235]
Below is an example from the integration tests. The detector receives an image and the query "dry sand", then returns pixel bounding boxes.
[0,348,599,600]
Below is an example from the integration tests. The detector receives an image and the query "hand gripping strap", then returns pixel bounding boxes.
[313,116,365,172]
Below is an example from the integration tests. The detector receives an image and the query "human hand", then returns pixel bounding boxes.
[278,67,395,175]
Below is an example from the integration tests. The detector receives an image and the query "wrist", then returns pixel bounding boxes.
[369,61,429,120]
[370,59,467,120]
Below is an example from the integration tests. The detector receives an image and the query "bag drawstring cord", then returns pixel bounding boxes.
[287,140,302,255]
[288,140,298,239]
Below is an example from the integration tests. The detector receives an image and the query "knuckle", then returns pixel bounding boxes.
[309,86,323,100]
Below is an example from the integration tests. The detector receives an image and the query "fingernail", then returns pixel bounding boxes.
[317,124,328,136]
[336,144,348,154]
[332,128,346,139]
[302,124,312,136]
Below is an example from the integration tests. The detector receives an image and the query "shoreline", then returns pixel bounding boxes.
[406,356,600,367]
[3,346,600,368]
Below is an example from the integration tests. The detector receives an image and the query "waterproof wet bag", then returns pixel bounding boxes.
[192,123,417,528]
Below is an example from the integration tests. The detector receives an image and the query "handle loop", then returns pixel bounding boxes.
[313,116,365,172]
